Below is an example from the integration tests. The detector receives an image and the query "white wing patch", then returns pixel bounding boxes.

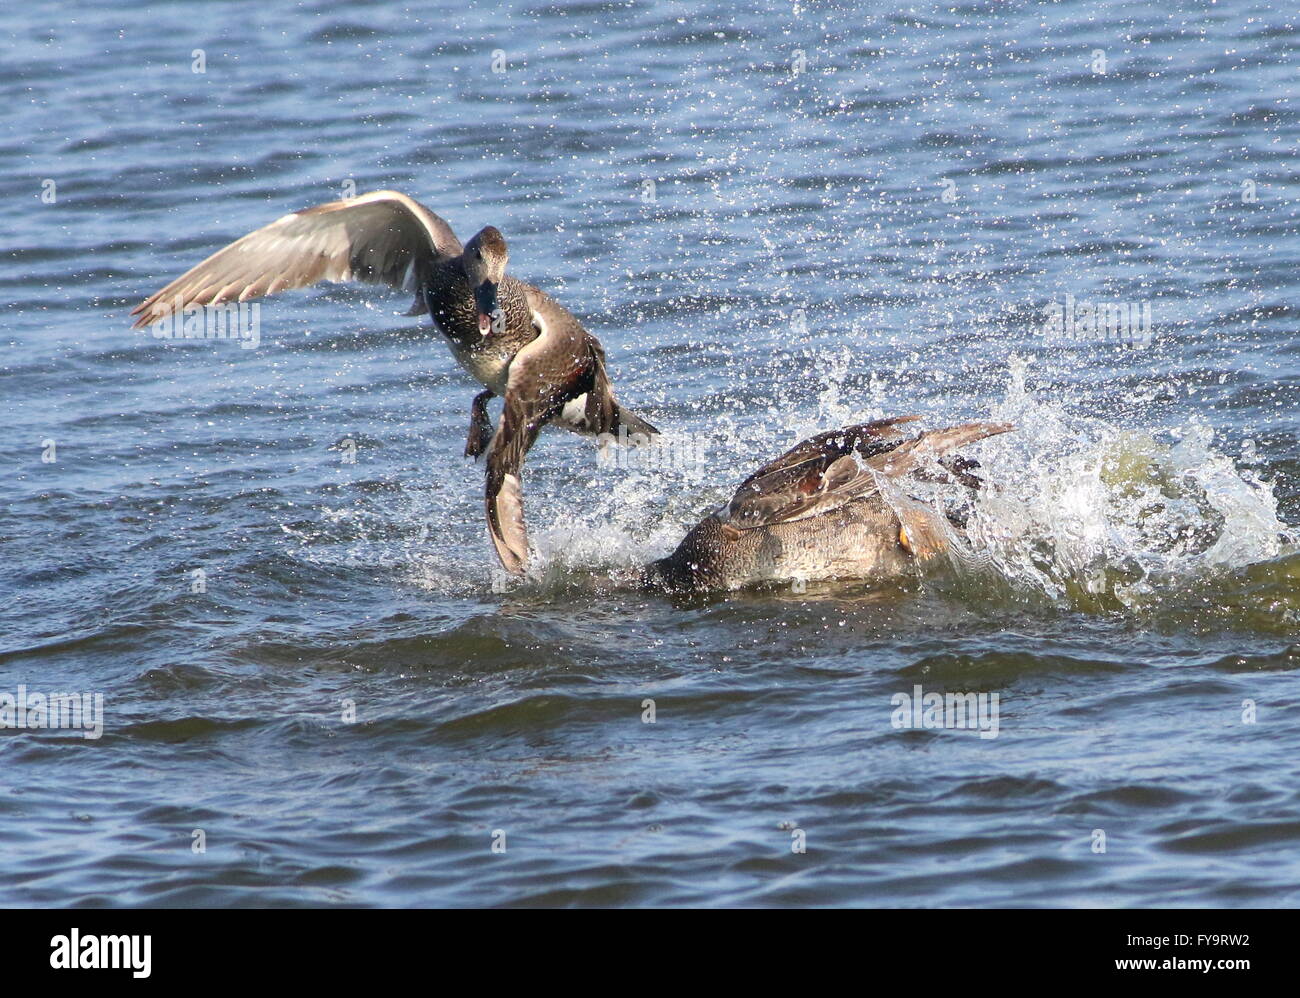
[558,394,590,432]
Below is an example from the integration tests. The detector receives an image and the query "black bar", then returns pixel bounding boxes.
[0,908,1279,984]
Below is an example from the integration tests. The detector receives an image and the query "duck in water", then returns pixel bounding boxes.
[641,416,1011,592]
[131,190,658,574]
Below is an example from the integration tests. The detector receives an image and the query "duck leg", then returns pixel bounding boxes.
[465,389,495,458]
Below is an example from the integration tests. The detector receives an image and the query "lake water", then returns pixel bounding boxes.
[3,0,1299,906]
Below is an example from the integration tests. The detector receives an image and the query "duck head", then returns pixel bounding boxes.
[462,226,509,336]
[639,516,732,593]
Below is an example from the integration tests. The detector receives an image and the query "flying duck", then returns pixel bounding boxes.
[130,190,659,575]
[641,416,1012,592]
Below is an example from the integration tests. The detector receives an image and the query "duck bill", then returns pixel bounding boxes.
[474,281,501,335]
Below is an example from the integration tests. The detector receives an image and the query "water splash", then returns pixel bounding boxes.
[295,353,1295,623]
[963,356,1295,610]
[523,354,1297,620]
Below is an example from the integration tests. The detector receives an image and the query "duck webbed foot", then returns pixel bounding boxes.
[896,506,948,561]
[465,390,495,458]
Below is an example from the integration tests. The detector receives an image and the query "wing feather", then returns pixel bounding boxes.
[723,420,1012,530]
[482,305,595,574]
[131,190,461,327]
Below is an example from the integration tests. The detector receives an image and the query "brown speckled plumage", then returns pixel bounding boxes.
[131,189,658,576]
[643,418,1012,592]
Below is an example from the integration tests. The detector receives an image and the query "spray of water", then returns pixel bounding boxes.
[526,354,1295,614]
[296,351,1294,622]
[962,357,1294,610]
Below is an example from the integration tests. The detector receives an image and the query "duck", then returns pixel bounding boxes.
[130,190,659,575]
[641,416,1012,592]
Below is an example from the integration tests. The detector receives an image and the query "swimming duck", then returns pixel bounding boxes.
[641,416,1011,592]
[130,190,658,574]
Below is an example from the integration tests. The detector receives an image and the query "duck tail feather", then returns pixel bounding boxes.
[612,405,660,441]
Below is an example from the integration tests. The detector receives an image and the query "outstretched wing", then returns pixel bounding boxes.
[721,420,1012,530]
[866,422,1014,481]
[483,295,597,574]
[738,417,923,486]
[131,190,461,327]
[722,417,920,527]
